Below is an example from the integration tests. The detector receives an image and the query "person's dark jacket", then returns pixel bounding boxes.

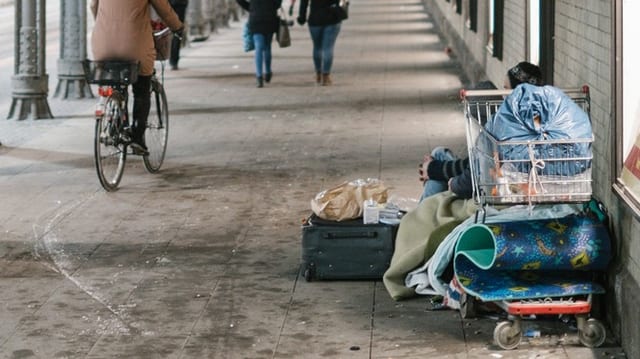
[427,157,468,182]
[169,0,188,5]
[423,81,498,199]
[237,0,282,35]
[427,157,473,199]
[297,0,342,26]
[449,168,473,199]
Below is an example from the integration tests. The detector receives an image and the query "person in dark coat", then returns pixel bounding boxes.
[297,0,343,86]
[169,0,189,70]
[236,0,282,88]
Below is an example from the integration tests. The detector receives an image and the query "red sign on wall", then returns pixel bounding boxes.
[624,144,640,179]
[622,133,640,197]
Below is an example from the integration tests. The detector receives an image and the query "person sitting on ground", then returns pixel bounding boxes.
[418,61,545,201]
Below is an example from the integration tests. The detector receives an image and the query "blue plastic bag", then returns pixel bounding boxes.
[485,84,593,176]
[243,22,254,52]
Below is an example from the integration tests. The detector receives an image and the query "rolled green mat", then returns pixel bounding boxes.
[453,214,610,302]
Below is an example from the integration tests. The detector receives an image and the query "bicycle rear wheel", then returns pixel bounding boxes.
[143,81,169,173]
[94,95,127,191]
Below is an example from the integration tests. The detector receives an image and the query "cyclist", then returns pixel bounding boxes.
[90,0,184,155]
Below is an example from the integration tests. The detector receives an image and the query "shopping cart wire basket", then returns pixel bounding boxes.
[461,86,593,209]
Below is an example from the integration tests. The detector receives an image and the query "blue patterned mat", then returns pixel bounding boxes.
[453,214,610,302]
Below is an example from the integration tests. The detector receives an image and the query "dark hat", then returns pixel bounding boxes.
[508,62,544,88]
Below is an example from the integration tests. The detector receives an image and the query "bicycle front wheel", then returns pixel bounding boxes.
[94,96,127,191]
[143,82,169,173]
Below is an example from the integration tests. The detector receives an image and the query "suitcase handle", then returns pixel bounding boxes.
[323,231,378,239]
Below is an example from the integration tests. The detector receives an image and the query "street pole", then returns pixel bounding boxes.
[8,0,53,120]
[54,0,92,99]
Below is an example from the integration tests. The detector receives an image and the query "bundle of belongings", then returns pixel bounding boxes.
[383,84,605,306]
[310,178,388,222]
[485,84,592,176]
[302,178,402,281]
[474,84,593,203]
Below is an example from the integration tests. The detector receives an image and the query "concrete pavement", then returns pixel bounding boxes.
[0,0,628,357]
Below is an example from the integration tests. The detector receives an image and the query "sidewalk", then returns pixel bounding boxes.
[0,0,627,357]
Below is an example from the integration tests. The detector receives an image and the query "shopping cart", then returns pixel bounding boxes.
[458,85,608,350]
[462,86,593,217]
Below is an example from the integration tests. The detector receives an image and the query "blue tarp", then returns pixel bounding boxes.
[484,84,593,176]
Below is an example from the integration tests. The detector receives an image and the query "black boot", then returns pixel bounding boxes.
[130,128,149,156]
[131,75,151,156]
[264,72,272,83]
[130,141,149,156]
[256,76,264,88]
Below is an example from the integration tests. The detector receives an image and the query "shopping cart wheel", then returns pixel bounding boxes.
[460,293,476,319]
[578,318,606,348]
[493,321,522,350]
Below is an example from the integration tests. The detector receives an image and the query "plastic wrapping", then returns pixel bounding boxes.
[484,84,592,176]
[310,178,388,221]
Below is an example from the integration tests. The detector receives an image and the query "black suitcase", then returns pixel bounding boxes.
[301,214,397,281]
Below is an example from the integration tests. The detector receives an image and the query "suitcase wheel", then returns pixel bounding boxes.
[460,293,477,319]
[304,267,314,282]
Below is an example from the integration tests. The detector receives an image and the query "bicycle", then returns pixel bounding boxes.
[83,28,173,191]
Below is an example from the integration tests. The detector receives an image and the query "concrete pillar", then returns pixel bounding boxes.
[187,0,211,42]
[8,0,53,120]
[54,0,92,99]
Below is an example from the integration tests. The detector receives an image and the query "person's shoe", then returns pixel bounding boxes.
[170,63,178,70]
[321,73,332,86]
[120,127,133,144]
[130,141,149,156]
[315,72,321,84]
[264,72,272,83]
[256,76,264,88]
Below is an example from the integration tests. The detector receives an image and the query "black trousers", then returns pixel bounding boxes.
[132,75,152,142]
[170,1,188,67]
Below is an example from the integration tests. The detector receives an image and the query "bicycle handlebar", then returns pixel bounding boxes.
[153,27,183,42]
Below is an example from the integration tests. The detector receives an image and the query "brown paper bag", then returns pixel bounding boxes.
[311,178,388,221]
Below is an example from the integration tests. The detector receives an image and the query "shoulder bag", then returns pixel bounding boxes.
[243,22,254,52]
[277,8,291,48]
[332,0,349,21]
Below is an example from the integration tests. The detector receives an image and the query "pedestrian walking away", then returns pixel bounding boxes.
[236,0,283,88]
[90,0,184,154]
[169,0,189,70]
[297,0,344,86]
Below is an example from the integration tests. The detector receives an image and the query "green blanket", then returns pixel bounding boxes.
[383,191,477,300]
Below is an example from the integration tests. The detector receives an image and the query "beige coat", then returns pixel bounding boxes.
[90,0,182,76]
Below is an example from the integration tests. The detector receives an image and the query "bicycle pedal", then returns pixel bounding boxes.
[100,134,114,146]
[120,134,132,144]
[129,142,149,156]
